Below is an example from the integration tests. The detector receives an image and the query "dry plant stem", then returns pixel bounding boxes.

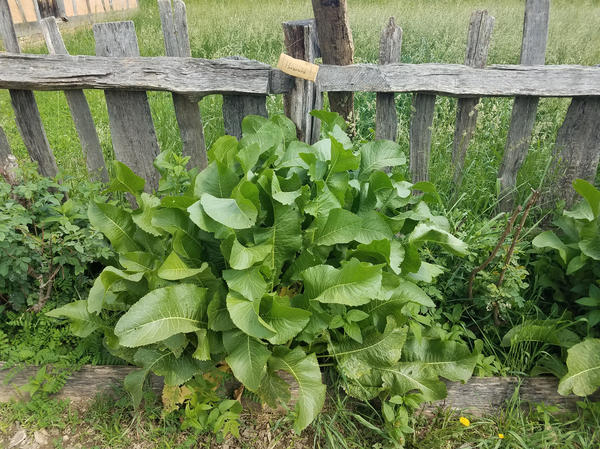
[497,190,540,288]
[468,205,522,299]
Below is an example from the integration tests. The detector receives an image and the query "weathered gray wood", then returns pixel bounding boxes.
[375,17,402,142]
[546,97,600,209]
[497,0,550,211]
[451,10,494,189]
[282,19,321,143]
[2,54,600,97]
[0,126,18,185]
[409,94,436,182]
[0,364,163,404]
[0,0,58,178]
[94,21,160,191]
[422,377,600,417]
[40,17,108,182]
[158,0,207,170]
[223,94,268,140]
[311,0,354,123]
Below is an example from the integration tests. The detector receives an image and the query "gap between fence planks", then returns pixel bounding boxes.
[158,0,207,170]
[451,10,494,191]
[0,0,58,178]
[1,363,599,416]
[375,17,401,143]
[282,18,322,144]
[94,21,160,192]
[497,0,549,212]
[1,54,600,97]
[40,17,108,182]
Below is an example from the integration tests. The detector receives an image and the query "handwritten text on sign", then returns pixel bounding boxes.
[277,53,319,82]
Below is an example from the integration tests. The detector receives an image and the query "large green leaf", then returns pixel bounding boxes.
[108,160,145,196]
[114,284,207,347]
[379,363,446,402]
[401,337,478,382]
[264,297,311,345]
[355,211,394,245]
[88,202,140,253]
[408,222,468,256]
[225,292,275,339]
[359,140,406,180]
[194,161,239,198]
[532,230,568,264]
[558,338,600,396]
[328,136,359,174]
[132,193,163,237]
[269,347,326,433]
[302,259,382,306]
[225,238,272,270]
[200,193,257,229]
[330,319,407,380]
[313,208,362,246]
[88,267,144,314]
[501,321,580,348]
[573,179,600,219]
[254,203,303,279]
[157,251,209,280]
[223,267,267,301]
[119,251,157,273]
[224,330,271,391]
[46,300,101,337]
[304,181,341,218]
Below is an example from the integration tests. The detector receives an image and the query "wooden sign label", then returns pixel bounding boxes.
[277,53,319,82]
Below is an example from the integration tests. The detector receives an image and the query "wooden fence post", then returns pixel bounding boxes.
[158,0,207,170]
[0,126,18,185]
[451,10,494,190]
[311,0,354,124]
[375,17,402,142]
[40,17,108,182]
[282,18,322,144]
[497,0,549,211]
[0,0,58,178]
[409,94,436,182]
[94,21,160,191]
[222,57,268,140]
[546,97,600,209]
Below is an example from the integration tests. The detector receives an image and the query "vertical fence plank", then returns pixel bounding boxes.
[158,0,207,170]
[282,18,321,143]
[451,10,494,190]
[223,94,268,140]
[409,94,436,183]
[40,17,108,182]
[497,0,549,211]
[0,126,18,184]
[547,97,600,209]
[0,0,58,178]
[94,21,160,191]
[375,17,402,142]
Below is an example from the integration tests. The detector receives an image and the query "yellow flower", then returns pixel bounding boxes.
[459,416,470,427]
[498,433,505,439]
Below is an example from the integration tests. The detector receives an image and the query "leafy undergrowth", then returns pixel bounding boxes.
[1,386,599,449]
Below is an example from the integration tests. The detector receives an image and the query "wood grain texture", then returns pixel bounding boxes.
[409,93,436,183]
[0,126,18,185]
[1,54,599,97]
[40,17,108,182]
[2,364,598,416]
[375,17,402,142]
[0,0,58,178]
[159,0,207,170]
[0,126,10,161]
[222,93,268,140]
[311,0,354,122]
[497,0,550,211]
[451,10,494,189]
[282,19,321,143]
[94,21,160,191]
[546,97,600,209]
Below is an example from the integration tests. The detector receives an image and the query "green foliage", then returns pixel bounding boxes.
[0,165,113,312]
[51,112,476,438]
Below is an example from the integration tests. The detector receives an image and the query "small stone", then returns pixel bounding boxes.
[62,435,70,442]
[8,430,27,449]
[34,430,49,446]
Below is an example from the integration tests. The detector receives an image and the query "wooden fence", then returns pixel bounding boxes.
[0,0,599,210]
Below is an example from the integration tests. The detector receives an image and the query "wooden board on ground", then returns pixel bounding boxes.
[2,364,599,416]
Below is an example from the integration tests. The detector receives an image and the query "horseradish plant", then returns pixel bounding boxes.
[50,112,479,435]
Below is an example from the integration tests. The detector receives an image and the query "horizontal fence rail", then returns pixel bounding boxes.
[1,54,600,97]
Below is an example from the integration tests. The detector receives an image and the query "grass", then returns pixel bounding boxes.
[1,0,599,215]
